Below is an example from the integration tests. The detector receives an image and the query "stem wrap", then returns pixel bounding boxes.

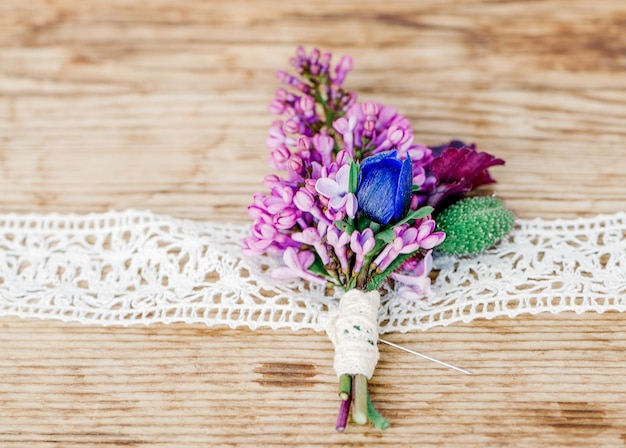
[325,289,380,379]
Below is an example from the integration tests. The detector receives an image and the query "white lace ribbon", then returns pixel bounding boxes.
[0,210,625,333]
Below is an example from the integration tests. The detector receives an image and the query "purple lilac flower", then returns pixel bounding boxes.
[415,219,446,249]
[278,47,354,128]
[271,248,326,285]
[392,251,434,298]
[292,224,331,265]
[312,134,334,167]
[349,229,375,274]
[372,219,444,272]
[315,164,358,219]
[333,115,357,155]
[333,55,353,86]
[331,102,433,175]
[242,216,299,257]
[326,226,351,272]
[372,226,418,271]
[276,70,309,94]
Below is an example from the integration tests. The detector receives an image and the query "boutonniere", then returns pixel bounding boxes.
[243,47,514,431]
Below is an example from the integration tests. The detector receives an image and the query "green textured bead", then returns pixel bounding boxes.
[435,196,515,256]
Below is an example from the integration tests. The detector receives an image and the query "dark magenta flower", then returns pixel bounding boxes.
[356,151,413,225]
[422,141,505,208]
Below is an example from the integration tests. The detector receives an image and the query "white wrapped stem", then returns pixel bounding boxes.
[325,289,380,379]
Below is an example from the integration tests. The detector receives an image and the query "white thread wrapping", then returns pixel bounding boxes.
[325,289,380,379]
[0,209,625,333]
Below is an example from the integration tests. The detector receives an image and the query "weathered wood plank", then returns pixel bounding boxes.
[0,0,625,446]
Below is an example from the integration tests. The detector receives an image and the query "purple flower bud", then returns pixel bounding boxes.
[304,178,317,195]
[335,150,353,166]
[396,227,420,254]
[293,189,315,211]
[333,116,350,134]
[312,134,334,166]
[310,48,320,63]
[263,174,281,189]
[271,247,326,285]
[266,125,285,150]
[362,101,380,117]
[350,228,375,273]
[247,205,266,220]
[412,166,426,186]
[293,227,319,245]
[242,235,272,256]
[274,183,294,204]
[415,219,445,249]
[274,88,289,101]
[293,188,332,225]
[283,118,300,135]
[392,251,434,298]
[297,136,311,153]
[333,115,357,153]
[288,155,305,173]
[372,243,397,271]
[334,55,353,85]
[269,145,290,169]
[408,145,431,163]
[268,99,285,115]
[344,193,357,219]
[294,80,310,94]
[251,221,277,240]
[300,95,315,113]
[326,226,351,271]
[387,124,408,146]
[320,52,331,71]
[296,46,307,60]
[275,70,289,83]
[274,208,298,229]
[337,55,353,72]
[421,234,445,250]
[292,227,330,264]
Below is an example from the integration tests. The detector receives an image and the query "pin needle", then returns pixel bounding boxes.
[379,338,472,375]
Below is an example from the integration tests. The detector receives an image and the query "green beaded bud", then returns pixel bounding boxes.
[435,196,515,256]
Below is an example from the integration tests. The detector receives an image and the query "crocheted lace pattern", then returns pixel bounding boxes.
[0,210,624,333]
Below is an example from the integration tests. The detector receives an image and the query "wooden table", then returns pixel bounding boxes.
[1,1,625,446]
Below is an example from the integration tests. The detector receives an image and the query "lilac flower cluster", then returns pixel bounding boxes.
[244,47,504,297]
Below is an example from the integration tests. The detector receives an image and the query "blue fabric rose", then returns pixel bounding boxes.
[356,151,413,225]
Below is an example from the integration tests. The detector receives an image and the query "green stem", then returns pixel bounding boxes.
[352,374,368,425]
[366,390,390,430]
[335,396,351,432]
[338,374,352,401]
[355,252,376,289]
[312,88,334,129]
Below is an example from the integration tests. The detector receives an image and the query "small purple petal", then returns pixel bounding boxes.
[345,193,357,219]
[271,266,299,280]
[335,164,351,190]
[420,232,445,250]
[315,178,343,198]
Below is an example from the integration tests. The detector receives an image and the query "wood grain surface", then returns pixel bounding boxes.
[1,0,625,446]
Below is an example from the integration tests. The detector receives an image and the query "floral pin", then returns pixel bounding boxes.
[244,47,515,431]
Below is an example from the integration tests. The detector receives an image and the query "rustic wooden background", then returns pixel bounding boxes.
[1,1,626,446]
